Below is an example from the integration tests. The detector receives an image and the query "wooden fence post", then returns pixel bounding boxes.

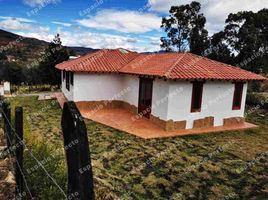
[15,107,24,199]
[3,102,12,150]
[61,101,95,200]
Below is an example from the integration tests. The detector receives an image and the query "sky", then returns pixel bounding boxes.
[0,0,267,52]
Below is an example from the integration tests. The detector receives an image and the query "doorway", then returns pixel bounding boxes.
[138,78,153,118]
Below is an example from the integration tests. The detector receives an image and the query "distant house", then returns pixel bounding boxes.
[0,81,10,96]
[56,49,266,131]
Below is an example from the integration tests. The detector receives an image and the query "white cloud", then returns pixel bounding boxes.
[148,0,267,34]
[0,16,36,23]
[0,18,32,31]
[14,28,159,52]
[51,21,72,27]
[16,31,54,42]
[55,29,159,52]
[148,0,191,13]
[16,25,53,42]
[0,16,50,37]
[23,0,60,7]
[77,9,161,33]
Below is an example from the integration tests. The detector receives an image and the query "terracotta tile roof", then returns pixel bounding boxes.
[56,49,138,72]
[56,49,266,81]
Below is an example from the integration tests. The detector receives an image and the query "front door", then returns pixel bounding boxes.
[138,78,153,118]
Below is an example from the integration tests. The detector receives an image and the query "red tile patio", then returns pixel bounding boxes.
[55,92,257,139]
[54,92,67,109]
[76,105,258,139]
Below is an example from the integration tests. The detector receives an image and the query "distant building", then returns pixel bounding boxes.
[0,81,11,96]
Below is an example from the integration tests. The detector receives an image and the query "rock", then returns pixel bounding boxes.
[5,172,15,184]
[0,160,8,167]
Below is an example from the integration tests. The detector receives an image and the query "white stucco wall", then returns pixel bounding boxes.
[63,73,140,107]
[0,86,4,96]
[3,82,10,93]
[122,75,140,107]
[167,81,248,129]
[73,73,124,102]
[151,79,169,120]
[61,71,74,101]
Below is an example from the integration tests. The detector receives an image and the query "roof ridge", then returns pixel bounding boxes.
[164,54,186,78]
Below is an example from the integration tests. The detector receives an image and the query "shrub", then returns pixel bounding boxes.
[246,93,268,109]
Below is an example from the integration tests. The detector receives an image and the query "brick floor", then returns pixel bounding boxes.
[76,104,258,139]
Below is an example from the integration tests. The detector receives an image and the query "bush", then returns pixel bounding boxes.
[246,93,268,109]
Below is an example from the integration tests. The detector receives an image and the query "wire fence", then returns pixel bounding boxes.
[0,101,67,199]
[0,100,95,200]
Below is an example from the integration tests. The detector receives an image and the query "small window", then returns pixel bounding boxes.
[66,71,70,91]
[191,81,204,112]
[70,72,74,86]
[232,82,244,110]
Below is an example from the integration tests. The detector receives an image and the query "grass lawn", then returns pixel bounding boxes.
[6,96,268,200]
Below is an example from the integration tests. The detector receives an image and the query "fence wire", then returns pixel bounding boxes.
[0,105,67,199]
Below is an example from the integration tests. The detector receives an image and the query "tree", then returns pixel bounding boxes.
[205,31,235,65]
[0,52,7,60]
[0,62,24,84]
[38,34,69,86]
[160,1,208,55]
[224,9,268,73]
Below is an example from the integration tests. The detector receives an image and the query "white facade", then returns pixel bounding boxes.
[3,82,10,93]
[0,82,10,96]
[61,72,248,129]
[0,85,4,96]
[166,81,247,128]
[62,72,140,106]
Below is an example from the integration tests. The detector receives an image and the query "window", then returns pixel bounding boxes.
[63,71,66,81]
[66,71,70,91]
[70,72,74,85]
[232,82,244,110]
[191,81,204,112]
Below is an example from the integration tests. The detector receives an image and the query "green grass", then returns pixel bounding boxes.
[6,96,268,200]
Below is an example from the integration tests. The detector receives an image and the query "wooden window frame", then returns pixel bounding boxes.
[66,71,70,91]
[232,82,244,110]
[70,72,74,86]
[63,70,66,81]
[191,81,204,113]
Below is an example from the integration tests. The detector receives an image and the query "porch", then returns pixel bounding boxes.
[75,102,257,139]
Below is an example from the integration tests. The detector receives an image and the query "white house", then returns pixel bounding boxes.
[56,49,266,131]
[0,81,10,96]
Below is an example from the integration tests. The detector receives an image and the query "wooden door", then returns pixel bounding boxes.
[138,78,153,118]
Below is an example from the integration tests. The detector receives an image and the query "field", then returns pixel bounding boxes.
[5,96,268,200]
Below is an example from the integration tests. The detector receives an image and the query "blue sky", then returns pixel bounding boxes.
[0,0,267,52]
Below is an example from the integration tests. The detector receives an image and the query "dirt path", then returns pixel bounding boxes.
[0,129,15,200]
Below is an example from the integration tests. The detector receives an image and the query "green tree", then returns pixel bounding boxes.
[0,62,24,84]
[0,52,7,60]
[224,9,268,73]
[160,1,208,55]
[39,34,69,86]
[206,31,235,65]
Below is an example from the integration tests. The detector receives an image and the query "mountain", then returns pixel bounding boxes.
[67,46,98,55]
[0,29,97,65]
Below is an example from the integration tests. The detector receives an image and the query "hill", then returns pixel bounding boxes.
[0,29,97,65]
